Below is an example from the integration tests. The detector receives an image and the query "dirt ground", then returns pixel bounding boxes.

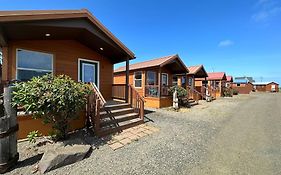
[6,92,281,175]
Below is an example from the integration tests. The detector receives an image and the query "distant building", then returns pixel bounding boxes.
[252,82,279,92]
[235,76,255,83]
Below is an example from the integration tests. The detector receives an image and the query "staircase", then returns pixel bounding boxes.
[98,102,143,136]
[86,83,144,137]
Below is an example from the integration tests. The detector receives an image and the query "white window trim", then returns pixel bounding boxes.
[161,73,168,86]
[133,71,142,88]
[78,58,100,88]
[16,48,54,80]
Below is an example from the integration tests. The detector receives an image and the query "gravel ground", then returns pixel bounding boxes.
[6,93,280,175]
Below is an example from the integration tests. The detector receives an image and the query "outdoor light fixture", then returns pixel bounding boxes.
[100,47,104,51]
[45,33,51,37]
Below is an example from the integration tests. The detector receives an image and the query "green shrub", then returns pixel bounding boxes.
[223,87,233,97]
[232,89,239,95]
[168,86,188,98]
[12,74,91,140]
[27,130,41,144]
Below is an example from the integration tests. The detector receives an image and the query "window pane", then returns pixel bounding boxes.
[134,72,142,80]
[147,71,156,85]
[83,64,96,83]
[135,80,142,87]
[17,49,52,70]
[162,74,168,86]
[17,69,51,81]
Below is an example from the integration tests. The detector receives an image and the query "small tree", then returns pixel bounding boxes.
[12,74,90,140]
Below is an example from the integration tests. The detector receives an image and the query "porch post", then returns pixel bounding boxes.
[125,57,129,103]
[1,46,9,81]
[158,67,162,98]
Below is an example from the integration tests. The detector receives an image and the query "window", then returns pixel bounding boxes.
[182,76,187,87]
[161,73,168,86]
[215,81,220,88]
[237,83,241,87]
[146,71,156,85]
[134,71,142,88]
[17,49,53,81]
[172,75,178,86]
[188,77,193,87]
[78,59,99,87]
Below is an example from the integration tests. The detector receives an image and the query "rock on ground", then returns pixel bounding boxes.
[38,141,91,173]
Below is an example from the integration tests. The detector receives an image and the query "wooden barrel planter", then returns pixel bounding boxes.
[0,86,19,173]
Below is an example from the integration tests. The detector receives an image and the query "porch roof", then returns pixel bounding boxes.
[0,9,135,63]
[226,76,233,82]
[207,72,227,81]
[187,65,208,78]
[114,54,189,74]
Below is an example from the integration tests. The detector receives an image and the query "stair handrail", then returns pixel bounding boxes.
[187,86,201,102]
[128,84,145,120]
[86,82,106,135]
[90,82,106,107]
[201,86,211,98]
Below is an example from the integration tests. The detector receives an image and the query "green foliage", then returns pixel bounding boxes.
[12,74,91,140]
[223,87,233,97]
[168,86,188,98]
[232,89,239,95]
[27,130,41,144]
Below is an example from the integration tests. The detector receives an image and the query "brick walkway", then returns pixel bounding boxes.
[104,124,159,150]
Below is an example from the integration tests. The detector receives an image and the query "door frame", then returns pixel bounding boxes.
[78,58,100,88]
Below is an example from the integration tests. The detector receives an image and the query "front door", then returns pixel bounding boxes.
[79,59,99,87]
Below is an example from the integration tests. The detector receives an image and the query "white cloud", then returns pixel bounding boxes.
[218,40,234,47]
[252,0,281,22]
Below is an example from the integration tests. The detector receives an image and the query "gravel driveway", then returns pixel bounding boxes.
[6,93,281,175]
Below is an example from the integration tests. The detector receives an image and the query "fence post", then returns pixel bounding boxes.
[0,86,19,173]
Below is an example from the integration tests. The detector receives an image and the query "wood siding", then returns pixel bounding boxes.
[6,40,113,100]
[114,66,176,108]
[232,83,253,94]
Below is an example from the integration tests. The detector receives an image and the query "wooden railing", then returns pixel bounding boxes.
[208,86,217,99]
[86,82,106,134]
[187,86,201,102]
[128,84,145,120]
[112,84,126,100]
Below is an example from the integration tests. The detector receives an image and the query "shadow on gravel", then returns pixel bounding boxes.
[144,109,155,123]
[7,153,43,173]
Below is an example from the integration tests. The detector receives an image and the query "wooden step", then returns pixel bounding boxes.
[102,103,130,111]
[100,113,139,127]
[100,108,135,118]
[98,118,144,137]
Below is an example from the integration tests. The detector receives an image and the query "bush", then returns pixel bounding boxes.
[168,86,187,98]
[223,87,233,97]
[12,74,91,140]
[232,89,239,95]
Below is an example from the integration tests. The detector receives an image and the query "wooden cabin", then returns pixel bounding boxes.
[187,65,208,100]
[0,9,144,138]
[232,82,253,94]
[253,82,279,92]
[226,76,233,88]
[114,55,190,108]
[206,72,227,98]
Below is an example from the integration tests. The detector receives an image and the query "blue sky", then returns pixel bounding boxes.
[1,0,281,83]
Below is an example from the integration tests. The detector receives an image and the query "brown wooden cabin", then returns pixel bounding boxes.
[114,54,191,108]
[226,76,233,88]
[205,72,227,98]
[187,65,208,100]
[253,82,279,92]
[232,82,253,94]
[0,9,144,138]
